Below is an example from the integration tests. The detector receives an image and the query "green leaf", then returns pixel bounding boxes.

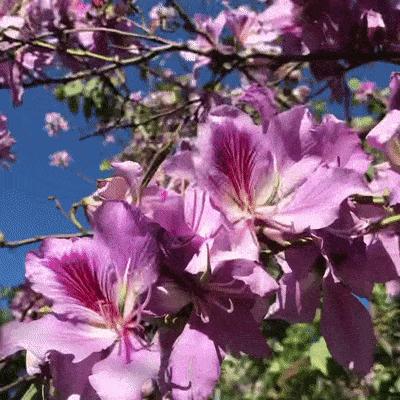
[67,96,80,114]
[351,116,375,131]
[313,100,326,117]
[309,337,331,375]
[21,384,39,400]
[83,98,93,119]
[54,86,65,100]
[64,80,84,98]
[99,159,112,171]
[348,78,361,91]
[83,78,99,97]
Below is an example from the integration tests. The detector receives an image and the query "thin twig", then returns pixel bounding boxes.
[0,232,92,249]
[79,99,201,140]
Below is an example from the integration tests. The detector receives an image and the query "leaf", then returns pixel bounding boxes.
[309,337,331,375]
[83,97,93,119]
[313,100,326,117]
[21,384,39,400]
[348,78,361,91]
[100,159,112,171]
[351,116,375,131]
[67,96,80,114]
[83,78,99,97]
[64,80,84,98]
[54,86,65,100]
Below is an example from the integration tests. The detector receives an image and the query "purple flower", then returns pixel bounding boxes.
[355,81,377,102]
[49,150,72,168]
[153,236,277,399]
[44,112,69,137]
[361,9,385,43]
[0,114,16,168]
[194,103,368,238]
[389,72,400,110]
[149,3,177,30]
[0,202,161,400]
[386,279,400,299]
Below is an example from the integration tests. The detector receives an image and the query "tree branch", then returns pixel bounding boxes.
[79,98,201,140]
[0,232,92,249]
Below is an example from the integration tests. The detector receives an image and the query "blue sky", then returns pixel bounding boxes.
[0,1,399,290]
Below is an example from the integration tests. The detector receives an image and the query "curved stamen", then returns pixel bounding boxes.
[209,296,235,314]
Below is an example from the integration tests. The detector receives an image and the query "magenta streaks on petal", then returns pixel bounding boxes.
[52,253,116,318]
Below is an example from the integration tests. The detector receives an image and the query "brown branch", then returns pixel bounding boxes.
[0,232,92,249]
[79,99,201,140]
[0,42,188,89]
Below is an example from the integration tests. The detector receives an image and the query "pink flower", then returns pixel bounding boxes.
[103,134,115,145]
[49,150,72,168]
[44,112,69,137]
[1,202,161,400]
[0,114,16,168]
[355,81,377,102]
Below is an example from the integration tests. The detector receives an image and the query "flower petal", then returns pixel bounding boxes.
[89,337,160,400]
[271,166,368,233]
[0,314,116,363]
[321,275,375,376]
[161,320,223,400]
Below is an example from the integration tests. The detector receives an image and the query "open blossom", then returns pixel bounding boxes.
[149,3,177,30]
[194,91,368,240]
[0,202,161,400]
[0,114,16,168]
[49,150,72,168]
[45,112,69,137]
[148,208,277,399]
[355,81,377,102]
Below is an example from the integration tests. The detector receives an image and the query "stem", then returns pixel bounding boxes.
[0,232,92,249]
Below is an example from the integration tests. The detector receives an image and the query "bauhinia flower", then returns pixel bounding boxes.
[150,230,278,400]
[0,114,16,168]
[44,112,69,137]
[0,202,161,400]
[194,102,368,239]
[49,150,73,168]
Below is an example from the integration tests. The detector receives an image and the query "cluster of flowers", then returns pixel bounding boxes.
[2,85,400,399]
[0,0,140,105]
[2,0,400,110]
[0,114,16,168]
[182,0,400,90]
